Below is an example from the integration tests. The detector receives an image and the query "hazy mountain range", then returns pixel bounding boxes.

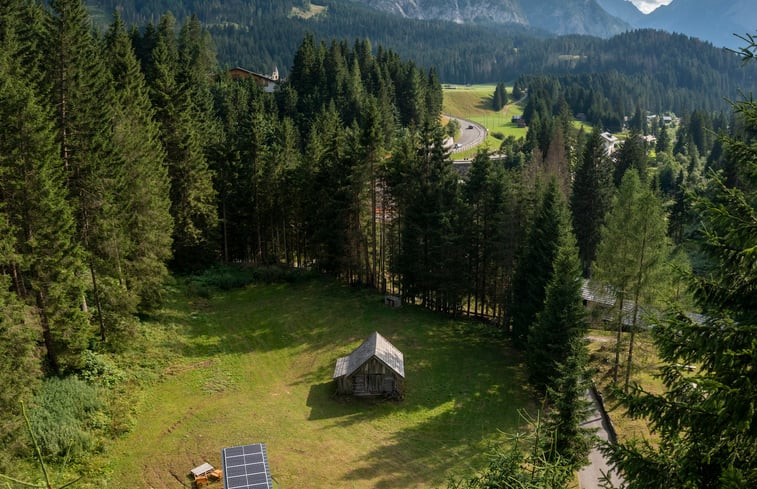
[351,0,756,48]
[351,0,630,37]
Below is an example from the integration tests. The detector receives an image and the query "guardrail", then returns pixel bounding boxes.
[446,115,488,154]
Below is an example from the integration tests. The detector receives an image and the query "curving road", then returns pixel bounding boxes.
[447,115,487,153]
[578,389,625,489]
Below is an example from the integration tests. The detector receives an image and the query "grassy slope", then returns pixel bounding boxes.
[96,280,533,489]
[443,84,527,158]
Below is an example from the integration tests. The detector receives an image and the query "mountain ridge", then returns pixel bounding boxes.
[598,0,755,49]
[350,0,630,38]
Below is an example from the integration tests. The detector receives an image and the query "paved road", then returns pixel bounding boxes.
[446,115,487,153]
[578,389,624,489]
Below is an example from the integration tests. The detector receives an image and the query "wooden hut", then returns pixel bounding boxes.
[333,332,405,397]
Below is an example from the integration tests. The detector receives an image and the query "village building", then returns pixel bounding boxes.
[600,132,620,155]
[228,66,280,92]
[333,331,405,397]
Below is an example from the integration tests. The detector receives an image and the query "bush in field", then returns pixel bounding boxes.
[29,377,104,459]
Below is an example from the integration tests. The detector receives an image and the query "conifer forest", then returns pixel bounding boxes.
[0,1,755,488]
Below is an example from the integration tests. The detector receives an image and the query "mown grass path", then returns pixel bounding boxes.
[101,280,533,489]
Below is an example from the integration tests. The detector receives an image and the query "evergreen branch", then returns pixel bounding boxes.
[57,477,83,489]
[0,473,40,488]
[21,401,52,489]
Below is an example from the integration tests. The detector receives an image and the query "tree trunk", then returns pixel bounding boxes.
[626,229,648,392]
[613,294,625,385]
[36,289,60,375]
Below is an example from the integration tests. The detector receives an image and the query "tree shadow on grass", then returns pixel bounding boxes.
[475,94,495,112]
[293,321,535,488]
[336,354,533,489]
[165,280,390,359]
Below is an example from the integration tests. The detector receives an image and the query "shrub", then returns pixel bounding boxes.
[491,131,505,140]
[78,350,124,387]
[29,377,104,460]
[186,265,318,296]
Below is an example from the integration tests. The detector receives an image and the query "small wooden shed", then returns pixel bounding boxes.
[333,332,405,397]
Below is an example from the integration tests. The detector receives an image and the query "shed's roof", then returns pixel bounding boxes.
[333,331,404,379]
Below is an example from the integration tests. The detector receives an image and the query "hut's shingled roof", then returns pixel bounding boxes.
[333,331,404,379]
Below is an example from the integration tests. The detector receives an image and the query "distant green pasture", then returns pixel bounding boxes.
[444,84,527,158]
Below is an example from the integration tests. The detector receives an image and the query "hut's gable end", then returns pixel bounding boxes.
[333,332,405,396]
[354,356,394,376]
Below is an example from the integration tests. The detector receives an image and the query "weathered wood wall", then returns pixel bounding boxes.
[335,356,404,396]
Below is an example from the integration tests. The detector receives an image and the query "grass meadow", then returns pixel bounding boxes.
[93,279,534,489]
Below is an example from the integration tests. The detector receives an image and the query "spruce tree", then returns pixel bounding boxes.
[526,219,586,391]
[0,218,40,464]
[543,338,593,469]
[571,128,614,275]
[104,14,173,310]
[510,179,563,348]
[392,123,463,310]
[614,133,648,186]
[149,16,218,268]
[464,151,510,319]
[0,47,90,373]
[656,124,671,154]
[46,0,132,342]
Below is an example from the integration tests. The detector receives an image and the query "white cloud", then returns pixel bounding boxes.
[630,0,673,14]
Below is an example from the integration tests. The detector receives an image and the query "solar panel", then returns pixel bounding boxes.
[222,443,274,489]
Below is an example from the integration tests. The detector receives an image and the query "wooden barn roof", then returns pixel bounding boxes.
[333,331,404,379]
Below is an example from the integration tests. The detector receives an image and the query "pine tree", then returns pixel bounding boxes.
[149,16,218,268]
[510,179,564,348]
[592,170,671,389]
[571,128,615,275]
[104,14,173,310]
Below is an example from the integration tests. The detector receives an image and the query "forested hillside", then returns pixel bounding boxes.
[82,0,757,106]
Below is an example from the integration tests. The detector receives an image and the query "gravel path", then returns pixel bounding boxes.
[578,389,625,489]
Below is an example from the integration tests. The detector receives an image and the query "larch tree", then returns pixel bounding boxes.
[592,169,671,390]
